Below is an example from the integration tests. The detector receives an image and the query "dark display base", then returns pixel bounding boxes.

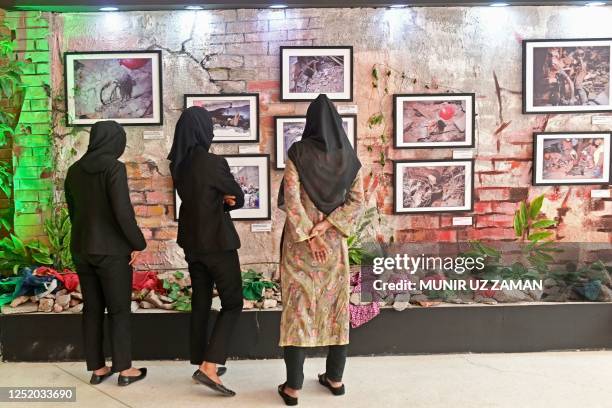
[1,303,611,362]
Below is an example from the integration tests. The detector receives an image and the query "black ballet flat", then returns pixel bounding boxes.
[318,373,345,396]
[192,369,236,397]
[217,366,227,377]
[278,383,298,406]
[118,368,147,387]
[89,370,113,385]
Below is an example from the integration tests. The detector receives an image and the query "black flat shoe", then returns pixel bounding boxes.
[118,368,147,387]
[217,366,227,377]
[192,369,236,397]
[318,373,345,396]
[90,370,113,385]
[278,383,298,406]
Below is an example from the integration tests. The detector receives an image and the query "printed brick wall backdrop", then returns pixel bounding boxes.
[40,7,612,272]
[4,11,53,241]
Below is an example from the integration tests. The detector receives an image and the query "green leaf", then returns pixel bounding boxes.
[519,202,528,225]
[529,195,544,219]
[528,231,553,242]
[531,219,556,229]
[10,234,26,257]
[513,213,523,237]
[32,252,53,265]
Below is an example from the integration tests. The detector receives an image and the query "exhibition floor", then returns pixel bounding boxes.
[2,351,612,407]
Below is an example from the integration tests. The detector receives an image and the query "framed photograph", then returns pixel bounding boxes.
[280,46,353,101]
[274,115,357,169]
[174,155,271,221]
[393,159,474,214]
[533,132,611,186]
[393,93,475,149]
[64,50,163,126]
[184,94,259,143]
[523,38,612,113]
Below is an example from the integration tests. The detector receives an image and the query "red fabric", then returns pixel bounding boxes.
[132,271,160,291]
[33,267,80,292]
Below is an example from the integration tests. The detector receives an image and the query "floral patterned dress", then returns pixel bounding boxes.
[279,159,364,347]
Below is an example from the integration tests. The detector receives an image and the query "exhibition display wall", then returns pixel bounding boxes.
[1,5,611,312]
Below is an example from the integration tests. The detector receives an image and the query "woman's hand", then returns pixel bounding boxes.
[129,251,141,266]
[223,195,237,206]
[311,219,333,237]
[308,235,330,264]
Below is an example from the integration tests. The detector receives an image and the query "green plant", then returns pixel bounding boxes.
[348,207,378,266]
[44,207,74,271]
[0,19,29,235]
[0,234,53,275]
[162,271,191,312]
[463,195,560,281]
[242,269,276,301]
[513,194,560,273]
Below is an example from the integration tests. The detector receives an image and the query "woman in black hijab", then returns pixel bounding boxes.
[65,120,147,386]
[168,106,245,397]
[277,95,364,406]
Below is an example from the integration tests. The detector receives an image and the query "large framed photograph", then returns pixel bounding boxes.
[274,115,357,169]
[64,50,163,126]
[533,132,611,186]
[175,155,271,221]
[393,93,475,149]
[523,39,612,113]
[280,46,353,101]
[393,159,474,214]
[184,94,259,143]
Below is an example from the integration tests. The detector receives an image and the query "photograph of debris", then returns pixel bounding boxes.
[524,39,612,113]
[394,160,474,213]
[274,115,356,169]
[224,155,271,220]
[533,132,611,185]
[394,94,475,148]
[281,46,353,101]
[184,94,259,142]
[65,50,162,125]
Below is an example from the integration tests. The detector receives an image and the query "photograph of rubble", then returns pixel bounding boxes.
[281,46,353,101]
[394,93,475,148]
[524,39,612,113]
[393,160,474,214]
[533,132,611,185]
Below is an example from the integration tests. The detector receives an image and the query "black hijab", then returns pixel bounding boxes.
[167,106,215,183]
[279,94,361,215]
[79,120,126,173]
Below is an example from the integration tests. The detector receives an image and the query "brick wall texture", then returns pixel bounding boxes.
[4,10,52,241]
[4,6,610,271]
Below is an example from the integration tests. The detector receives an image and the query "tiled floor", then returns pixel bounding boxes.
[1,351,612,407]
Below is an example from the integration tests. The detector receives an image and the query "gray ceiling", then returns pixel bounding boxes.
[0,0,608,12]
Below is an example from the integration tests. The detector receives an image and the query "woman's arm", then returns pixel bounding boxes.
[325,171,365,237]
[107,162,147,251]
[214,158,245,211]
[284,159,315,242]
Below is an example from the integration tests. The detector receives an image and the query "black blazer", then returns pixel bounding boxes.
[65,161,146,255]
[176,147,244,254]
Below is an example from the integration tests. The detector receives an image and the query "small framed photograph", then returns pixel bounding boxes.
[533,132,611,185]
[274,115,357,169]
[280,46,353,101]
[175,155,271,221]
[184,94,259,143]
[64,50,163,126]
[523,38,612,113]
[393,159,474,214]
[393,93,475,149]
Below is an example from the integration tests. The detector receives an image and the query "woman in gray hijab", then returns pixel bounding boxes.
[65,120,147,386]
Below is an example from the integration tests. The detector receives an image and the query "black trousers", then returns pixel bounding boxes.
[187,249,243,366]
[74,254,132,372]
[283,345,348,390]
